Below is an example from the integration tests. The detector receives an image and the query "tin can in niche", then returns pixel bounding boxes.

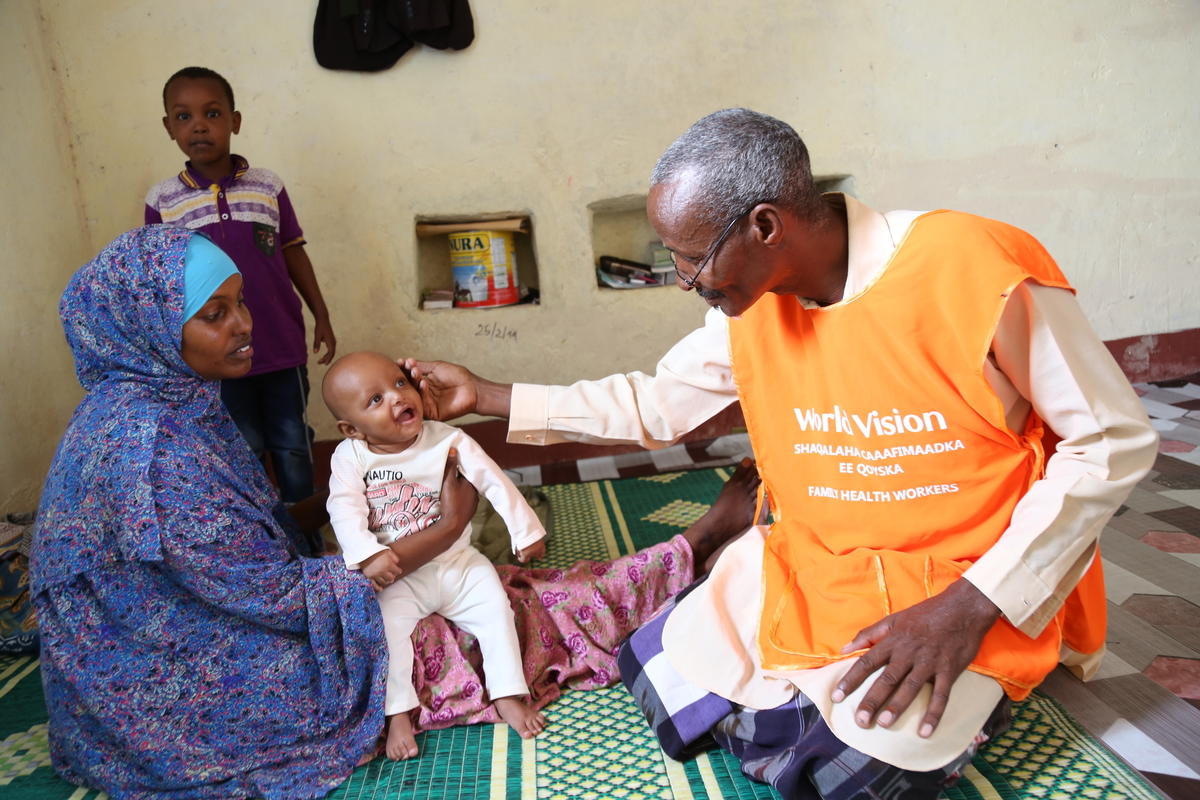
[449,230,520,308]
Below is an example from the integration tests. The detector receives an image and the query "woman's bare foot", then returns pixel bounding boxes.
[682,459,766,574]
[494,696,546,738]
[385,712,419,760]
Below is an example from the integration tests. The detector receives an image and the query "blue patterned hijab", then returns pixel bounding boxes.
[32,225,283,589]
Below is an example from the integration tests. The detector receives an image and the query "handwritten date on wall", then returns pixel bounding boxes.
[474,322,517,341]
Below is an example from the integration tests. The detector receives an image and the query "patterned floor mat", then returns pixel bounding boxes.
[0,468,1165,799]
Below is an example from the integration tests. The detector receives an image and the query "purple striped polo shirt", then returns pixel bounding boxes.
[145,155,308,376]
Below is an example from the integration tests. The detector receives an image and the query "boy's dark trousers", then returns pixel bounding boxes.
[221,366,316,506]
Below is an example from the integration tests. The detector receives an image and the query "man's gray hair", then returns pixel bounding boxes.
[650,109,821,220]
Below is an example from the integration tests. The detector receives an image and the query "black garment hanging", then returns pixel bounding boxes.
[314,0,474,72]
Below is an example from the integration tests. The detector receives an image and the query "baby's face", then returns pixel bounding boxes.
[333,355,425,450]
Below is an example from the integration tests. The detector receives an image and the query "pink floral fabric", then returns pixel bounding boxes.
[409,535,692,731]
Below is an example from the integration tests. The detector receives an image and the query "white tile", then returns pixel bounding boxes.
[701,433,754,461]
[1124,487,1184,514]
[508,465,541,487]
[1151,418,1180,433]
[1141,388,1194,406]
[1170,383,1200,399]
[612,450,653,469]
[649,445,697,471]
[1102,558,1171,604]
[1165,448,1200,467]
[1092,651,1141,681]
[1160,489,1200,508]
[1099,718,1200,779]
[1141,398,1188,420]
[1170,552,1200,567]
[1162,424,1200,446]
[576,456,620,482]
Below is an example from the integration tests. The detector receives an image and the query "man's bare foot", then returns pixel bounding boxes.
[682,458,766,574]
[494,696,546,738]
[385,712,419,760]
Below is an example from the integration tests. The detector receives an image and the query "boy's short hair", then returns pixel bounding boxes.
[162,66,236,112]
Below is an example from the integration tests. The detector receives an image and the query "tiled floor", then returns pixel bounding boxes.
[1039,374,1200,800]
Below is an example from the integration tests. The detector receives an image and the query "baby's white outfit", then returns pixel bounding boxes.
[328,420,546,714]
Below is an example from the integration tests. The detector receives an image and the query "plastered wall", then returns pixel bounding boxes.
[3,0,1198,512]
[1,2,91,512]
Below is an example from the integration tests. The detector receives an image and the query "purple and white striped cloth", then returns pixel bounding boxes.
[617,578,1011,800]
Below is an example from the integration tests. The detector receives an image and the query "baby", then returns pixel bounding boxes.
[323,351,546,760]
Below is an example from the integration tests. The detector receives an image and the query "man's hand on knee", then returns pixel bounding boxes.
[831,578,1001,738]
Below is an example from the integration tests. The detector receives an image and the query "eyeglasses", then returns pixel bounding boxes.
[670,203,759,288]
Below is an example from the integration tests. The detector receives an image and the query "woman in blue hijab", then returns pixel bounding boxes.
[29,226,475,798]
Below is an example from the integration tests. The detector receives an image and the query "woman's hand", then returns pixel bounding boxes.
[438,446,480,529]
[385,448,479,574]
[286,490,331,555]
[403,359,514,421]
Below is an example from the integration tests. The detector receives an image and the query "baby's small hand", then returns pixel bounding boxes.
[517,539,546,563]
[360,549,403,591]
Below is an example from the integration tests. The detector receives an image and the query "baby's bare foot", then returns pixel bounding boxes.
[385,713,419,760]
[494,696,546,738]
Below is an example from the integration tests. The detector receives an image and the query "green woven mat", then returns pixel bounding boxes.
[0,469,1164,799]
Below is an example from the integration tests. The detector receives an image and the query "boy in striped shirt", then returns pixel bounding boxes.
[147,67,336,524]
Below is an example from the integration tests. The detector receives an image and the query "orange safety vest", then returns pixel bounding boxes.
[729,210,1105,700]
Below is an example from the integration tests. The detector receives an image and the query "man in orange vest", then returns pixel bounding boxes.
[406,109,1157,799]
